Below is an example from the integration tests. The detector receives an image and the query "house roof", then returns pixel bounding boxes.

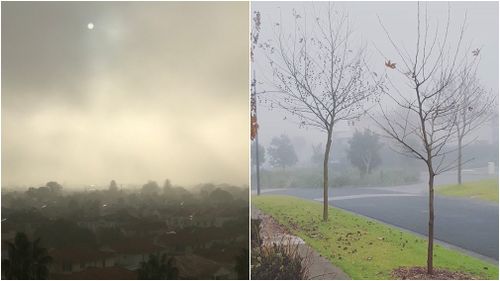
[195,247,244,264]
[1,221,16,233]
[121,221,166,232]
[174,254,228,279]
[52,266,137,280]
[50,247,114,263]
[107,238,162,255]
[157,232,195,246]
[80,210,141,223]
[157,227,243,247]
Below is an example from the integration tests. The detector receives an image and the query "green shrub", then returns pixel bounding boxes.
[259,167,420,189]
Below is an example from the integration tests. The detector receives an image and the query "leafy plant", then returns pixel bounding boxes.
[2,232,52,280]
[137,253,178,280]
[251,239,309,280]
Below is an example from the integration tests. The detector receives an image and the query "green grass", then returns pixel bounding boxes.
[436,179,499,203]
[253,195,498,279]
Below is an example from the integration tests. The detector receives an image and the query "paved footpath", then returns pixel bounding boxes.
[252,207,350,280]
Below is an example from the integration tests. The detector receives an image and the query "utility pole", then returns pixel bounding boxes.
[253,70,260,195]
[251,11,262,195]
[252,71,261,195]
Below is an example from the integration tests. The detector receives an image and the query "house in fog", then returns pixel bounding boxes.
[174,254,237,279]
[49,247,115,275]
[156,232,195,254]
[52,266,137,280]
[107,238,164,270]
[121,220,167,237]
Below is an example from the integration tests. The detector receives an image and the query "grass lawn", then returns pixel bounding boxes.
[253,195,498,279]
[436,179,499,203]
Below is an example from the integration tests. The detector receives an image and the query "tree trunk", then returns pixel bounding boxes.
[457,137,462,185]
[253,69,261,195]
[323,129,333,221]
[427,169,435,275]
[365,156,371,176]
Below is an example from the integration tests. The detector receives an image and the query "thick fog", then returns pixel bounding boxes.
[2,2,249,187]
[252,1,498,166]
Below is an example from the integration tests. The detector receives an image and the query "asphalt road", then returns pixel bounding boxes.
[258,170,499,261]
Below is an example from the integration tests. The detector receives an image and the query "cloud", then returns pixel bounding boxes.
[2,2,249,187]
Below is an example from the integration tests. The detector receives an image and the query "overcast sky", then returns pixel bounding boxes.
[2,2,249,187]
[253,1,498,153]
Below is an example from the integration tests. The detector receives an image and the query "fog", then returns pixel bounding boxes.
[2,2,249,187]
[252,1,498,169]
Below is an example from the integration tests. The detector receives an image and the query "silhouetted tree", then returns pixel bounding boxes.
[25,186,52,202]
[163,179,172,191]
[2,232,52,279]
[45,181,62,194]
[347,129,383,176]
[142,181,160,196]
[34,219,97,249]
[199,183,216,199]
[109,180,118,192]
[209,188,234,205]
[175,186,193,203]
[87,199,102,217]
[234,248,249,279]
[267,135,298,169]
[137,253,178,280]
[66,198,83,219]
[452,64,495,184]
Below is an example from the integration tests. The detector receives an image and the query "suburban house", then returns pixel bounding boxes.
[106,237,164,270]
[52,266,137,280]
[174,254,237,279]
[49,247,116,275]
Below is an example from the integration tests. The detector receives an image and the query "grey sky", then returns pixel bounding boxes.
[252,1,498,156]
[2,2,249,187]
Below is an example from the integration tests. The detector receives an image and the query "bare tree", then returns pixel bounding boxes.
[373,3,479,274]
[260,5,381,221]
[453,59,495,184]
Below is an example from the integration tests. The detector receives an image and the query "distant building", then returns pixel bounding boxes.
[51,266,137,280]
[175,254,237,279]
[106,238,164,270]
[49,247,115,275]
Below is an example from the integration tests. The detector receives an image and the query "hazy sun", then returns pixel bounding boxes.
[87,22,94,30]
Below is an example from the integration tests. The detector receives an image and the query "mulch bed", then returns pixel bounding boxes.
[392,266,476,280]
